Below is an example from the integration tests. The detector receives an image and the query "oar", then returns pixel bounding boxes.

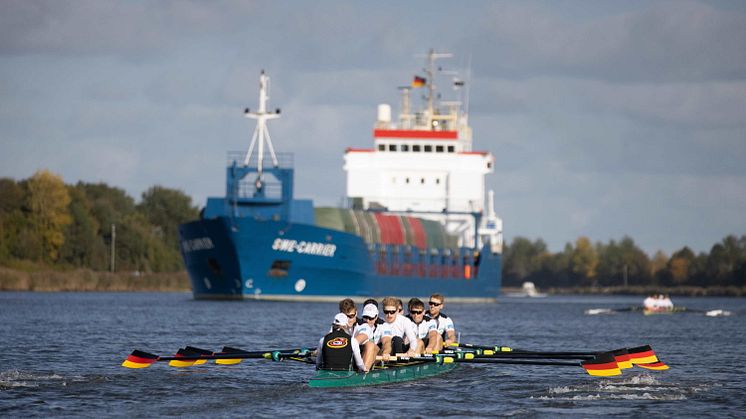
[382,352,623,377]
[444,344,668,370]
[121,347,315,368]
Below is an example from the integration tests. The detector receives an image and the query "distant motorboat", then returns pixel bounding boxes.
[505,282,547,298]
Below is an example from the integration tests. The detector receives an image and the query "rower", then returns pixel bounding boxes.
[379,297,418,359]
[425,293,456,347]
[352,303,383,370]
[338,298,360,325]
[406,298,439,354]
[316,313,367,372]
[362,298,385,325]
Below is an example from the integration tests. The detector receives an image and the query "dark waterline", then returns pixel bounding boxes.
[1,293,744,417]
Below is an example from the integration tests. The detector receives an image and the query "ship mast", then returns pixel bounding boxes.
[423,49,453,127]
[243,70,281,191]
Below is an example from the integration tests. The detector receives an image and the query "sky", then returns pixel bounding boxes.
[2,0,745,256]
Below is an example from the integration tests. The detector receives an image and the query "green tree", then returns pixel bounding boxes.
[137,186,198,249]
[25,170,72,262]
[596,236,651,286]
[0,178,25,262]
[503,237,549,286]
[59,185,107,268]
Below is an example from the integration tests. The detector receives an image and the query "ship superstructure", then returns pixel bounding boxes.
[345,50,502,252]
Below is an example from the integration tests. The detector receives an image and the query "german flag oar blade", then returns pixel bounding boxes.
[183,346,214,365]
[169,348,203,367]
[122,350,159,368]
[635,361,669,371]
[627,345,658,364]
[214,346,247,365]
[581,353,622,377]
[610,348,633,369]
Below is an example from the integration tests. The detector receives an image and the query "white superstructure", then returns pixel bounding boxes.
[344,50,502,251]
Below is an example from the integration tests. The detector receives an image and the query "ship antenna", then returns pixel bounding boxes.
[243,70,281,189]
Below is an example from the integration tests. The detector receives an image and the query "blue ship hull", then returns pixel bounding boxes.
[179,216,502,301]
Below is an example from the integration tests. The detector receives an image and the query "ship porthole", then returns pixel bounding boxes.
[203,277,212,290]
[294,279,306,293]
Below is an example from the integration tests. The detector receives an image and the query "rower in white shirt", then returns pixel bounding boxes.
[406,297,439,354]
[379,296,419,359]
[425,293,456,347]
[352,303,384,370]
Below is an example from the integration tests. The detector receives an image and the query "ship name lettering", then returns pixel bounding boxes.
[181,237,215,253]
[272,238,336,257]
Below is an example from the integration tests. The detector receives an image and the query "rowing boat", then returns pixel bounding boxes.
[309,361,457,388]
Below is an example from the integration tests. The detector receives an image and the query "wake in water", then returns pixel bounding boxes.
[0,370,73,390]
[534,373,713,402]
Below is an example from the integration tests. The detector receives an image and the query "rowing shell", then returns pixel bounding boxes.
[308,361,457,388]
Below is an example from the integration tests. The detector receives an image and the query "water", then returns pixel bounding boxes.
[1,293,744,417]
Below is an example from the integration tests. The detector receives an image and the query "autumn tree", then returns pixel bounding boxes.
[25,170,72,262]
[569,236,598,286]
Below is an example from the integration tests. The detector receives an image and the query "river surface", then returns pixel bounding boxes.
[0,293,744,417]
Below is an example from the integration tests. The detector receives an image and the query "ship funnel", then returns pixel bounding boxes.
[377,104,391,125]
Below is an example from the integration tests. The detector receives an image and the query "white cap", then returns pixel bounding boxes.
[362,304,378,318]
[332,313,349,326]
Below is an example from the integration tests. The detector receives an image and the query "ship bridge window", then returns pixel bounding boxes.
[436,145,444,153]
[389,144,397,152]
[448,145,455,153]
[406,177,410,184]
[378,144,385,151]
[487,162,492,169]
[424,145,433,152]
[401,144,409,152]
[420,178,425,184]
[413,145,421,152]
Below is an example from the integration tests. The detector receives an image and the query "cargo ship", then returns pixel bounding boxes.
[179,50,503,301]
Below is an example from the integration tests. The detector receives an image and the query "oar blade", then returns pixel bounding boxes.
[168,348,203,368]
[184,346,214,365]
[122,350,159,369]
[214,346,250,365]
[581,353,621,377]
[627,345,658,364]
[635,361,669,371]
[610,348,633,369]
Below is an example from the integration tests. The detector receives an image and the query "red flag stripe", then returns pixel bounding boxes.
[583,361,619,370]
[629,350,655,359]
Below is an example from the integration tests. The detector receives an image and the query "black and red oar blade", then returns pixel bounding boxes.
[635,361,669,371]
[122,350,159,369]
[609,348,633,369]
[581,353,621,377]
[628,345,658,365]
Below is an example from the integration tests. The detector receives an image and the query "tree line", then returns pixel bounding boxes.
[502,235,746,289]
[2,170,745,288]
[0,170,198,272]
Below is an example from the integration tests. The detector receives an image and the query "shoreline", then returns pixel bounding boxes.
[2,267,743,296]
[0,267,190,292]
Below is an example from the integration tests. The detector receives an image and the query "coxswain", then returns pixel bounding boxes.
[379,297,418,359]
[316,313,367,372]
[352,303,384,370]
[406,298,439,354]
[425,293,457,347]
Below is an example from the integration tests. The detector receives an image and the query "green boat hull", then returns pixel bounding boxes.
[309,362,457,388]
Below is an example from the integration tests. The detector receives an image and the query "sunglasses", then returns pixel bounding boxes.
[410,310,423,315]
[428,301,442,307]
[383,309,397,315]
[345,312,357,318]
[363,315,377,321]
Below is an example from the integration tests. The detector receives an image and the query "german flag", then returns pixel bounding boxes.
[122,350,159,369]
[628,345,658,365]
[215,346,248,365]
[412,76,426,88]
[581,353,622,377]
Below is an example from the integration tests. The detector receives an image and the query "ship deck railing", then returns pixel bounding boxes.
[226,151,294,169]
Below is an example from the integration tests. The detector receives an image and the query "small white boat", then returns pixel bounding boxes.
[505,282,547,298]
